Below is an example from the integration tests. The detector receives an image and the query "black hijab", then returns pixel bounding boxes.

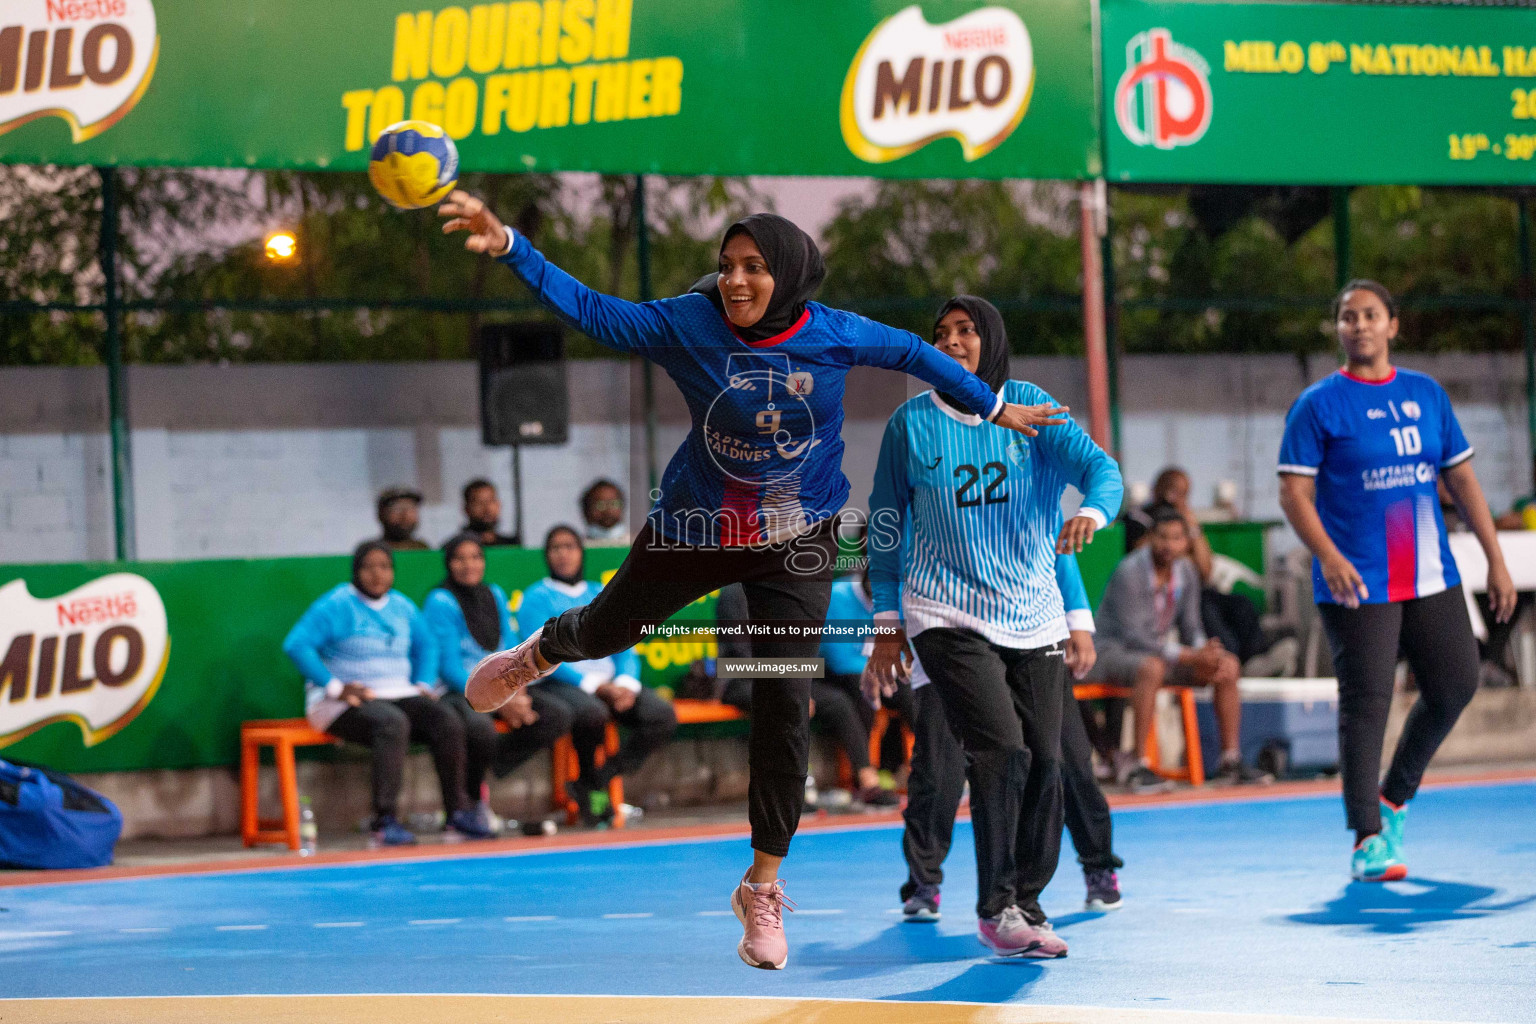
[543,525,585,587]
[440,534,501,651]
[351,541,394,600]
[689,213,826,343]
[933,295,1009,414]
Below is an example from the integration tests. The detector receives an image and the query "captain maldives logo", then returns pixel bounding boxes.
[0,0,159,142]
[1114,28,1211,150]
[841,5,1034,163]
[0,574,169,749]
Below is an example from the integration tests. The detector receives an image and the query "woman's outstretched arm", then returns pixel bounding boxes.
[440,191,670,357]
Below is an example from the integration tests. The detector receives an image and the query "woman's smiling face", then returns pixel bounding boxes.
[718,233,774,328]
[933,308,982,374]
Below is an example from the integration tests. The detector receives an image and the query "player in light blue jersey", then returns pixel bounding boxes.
[894,551,1125,925]
[440,193,1066,971]
[866,296,1123,959]
[1279,280,1515,883]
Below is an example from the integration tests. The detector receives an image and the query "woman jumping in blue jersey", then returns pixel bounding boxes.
[1279,280,1516,883]
[437,191,1065,970]
[864,296,1123,958]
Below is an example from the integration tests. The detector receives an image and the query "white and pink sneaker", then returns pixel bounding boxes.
[465,627,557,712]
[731,873,795,970]
[977,905,1068,959]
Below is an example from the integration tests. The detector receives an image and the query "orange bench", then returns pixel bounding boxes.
[240,716,622,848]
[240,719,339,850]
[1072,683,1205,787]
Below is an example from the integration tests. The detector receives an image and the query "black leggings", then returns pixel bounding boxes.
[438,691,500,804]
[902,672,1120,895]
[911,628,1066,919]
[536,521,837,858]
[721,672,901,776]
[534,681,678,783]
[327,695,468,820]
[1318,586,1479,837]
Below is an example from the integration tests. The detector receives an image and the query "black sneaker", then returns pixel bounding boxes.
[902,882,941,922]
[1084,868,1123,911]
[565,780,614,828]
[1214,758,1274,786]
[1127,765,1175,794]
[856,785,901,808]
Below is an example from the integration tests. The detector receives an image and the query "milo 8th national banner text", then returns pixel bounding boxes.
[0,0,1097,179]
[1103,0,1536,185]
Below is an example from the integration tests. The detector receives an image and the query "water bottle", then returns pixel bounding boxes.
[298,796,318,857]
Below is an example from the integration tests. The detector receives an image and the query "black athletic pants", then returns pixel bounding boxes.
[911,628,1066,919]
[537,521,837,858]
[901,670,1120,895]
[327,695,468,820]
[535,681,678,784]
[444,686,575,781]
[722,671,911,776]
[1318,586,1479,836]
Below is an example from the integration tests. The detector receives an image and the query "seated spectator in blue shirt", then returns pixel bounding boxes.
[282,541,494,846]
[517,526,678,825]
[425,535,573,797]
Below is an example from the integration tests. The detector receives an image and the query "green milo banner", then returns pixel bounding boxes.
[1103,0,1536,185]
[0,524,1270,773]
[0,547,717,774]
[0,0,1098,179]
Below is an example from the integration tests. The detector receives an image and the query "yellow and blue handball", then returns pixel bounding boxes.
[368,121,459,210]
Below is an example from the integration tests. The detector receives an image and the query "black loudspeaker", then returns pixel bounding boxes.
[479,323,569,446]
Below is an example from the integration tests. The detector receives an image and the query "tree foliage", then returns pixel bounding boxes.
[0,164,1526,365]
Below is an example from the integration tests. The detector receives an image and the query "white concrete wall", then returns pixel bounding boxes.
[0,354,1528,565]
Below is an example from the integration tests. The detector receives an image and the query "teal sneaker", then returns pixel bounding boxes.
[1379,798,1409,864]
[1351,834,1407,882]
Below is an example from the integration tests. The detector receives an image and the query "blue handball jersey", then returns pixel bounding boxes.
[1278,367,1473,605]
[498,231,1002,546]
[868,381,1123,648]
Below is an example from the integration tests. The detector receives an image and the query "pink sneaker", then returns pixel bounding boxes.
[465,627,556,712]
[731,873,795,970]
[977,905,1068,958]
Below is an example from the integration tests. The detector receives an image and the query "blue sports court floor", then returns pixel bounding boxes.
[1,778,1532,1024]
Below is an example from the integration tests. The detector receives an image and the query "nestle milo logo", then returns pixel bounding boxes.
[0,573,170,748]
[0,0,159,142]
[841,5,1034,163]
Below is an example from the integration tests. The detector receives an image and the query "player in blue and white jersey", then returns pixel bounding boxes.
[1279,279,1516,883]
[439,193,1067,971]
[893,551,1125,926]
[865,296,1123,958]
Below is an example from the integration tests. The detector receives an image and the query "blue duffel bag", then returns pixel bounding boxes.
[0,759,123,869]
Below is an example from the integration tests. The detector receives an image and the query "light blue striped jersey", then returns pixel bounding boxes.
[868,381,1123,648]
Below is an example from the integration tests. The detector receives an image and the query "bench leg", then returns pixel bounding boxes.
[1180,688,1205,786]
[604,722,625,830]
[240,735,260,847]
[868,709,889,774]
[275,738,301,852]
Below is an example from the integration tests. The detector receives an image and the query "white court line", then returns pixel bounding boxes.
[409,919,462,926]
[118,928,169,934]
[695,910,733,917]
[0,930,72,939]
[601,912,652,919]
[215,925,268,932]
[313,922,365,928]
[503,915,556,922]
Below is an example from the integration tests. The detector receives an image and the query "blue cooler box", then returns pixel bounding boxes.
[1194,678,1340,776]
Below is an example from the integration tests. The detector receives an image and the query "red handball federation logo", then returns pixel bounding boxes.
[1114,28,1211,150]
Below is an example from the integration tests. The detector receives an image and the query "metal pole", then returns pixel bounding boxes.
[1101,200,1122,458]
[1079,179,1112,448]
[635,174,658,493]
[1521,197,1536,493]
[1333,186,1352,290]
[99,166,136,561]
[511,443,524,545]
